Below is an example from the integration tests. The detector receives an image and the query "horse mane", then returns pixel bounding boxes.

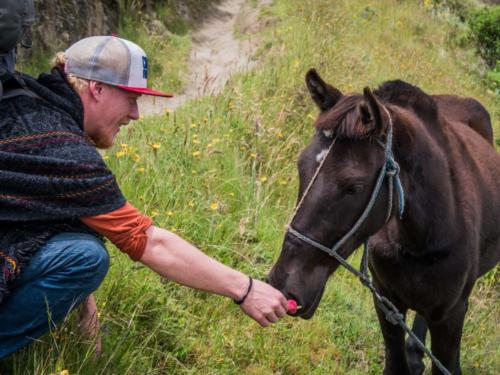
[374,80,438,122]
[314,80,439,139]
[314,94,368,139]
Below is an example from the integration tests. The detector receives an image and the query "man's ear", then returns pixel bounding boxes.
[88,81,105,101]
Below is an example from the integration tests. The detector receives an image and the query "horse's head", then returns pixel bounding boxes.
[268,69,399,319]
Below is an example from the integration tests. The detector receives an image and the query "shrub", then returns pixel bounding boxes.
[468,6,500,67]
[428,0,476,21]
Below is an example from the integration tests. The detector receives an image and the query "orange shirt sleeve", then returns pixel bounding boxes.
[81,202,154,261]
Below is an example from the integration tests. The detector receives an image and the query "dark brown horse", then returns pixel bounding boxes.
[268,69,500,375]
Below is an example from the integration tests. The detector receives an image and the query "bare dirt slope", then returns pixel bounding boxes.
[138,0,271,116]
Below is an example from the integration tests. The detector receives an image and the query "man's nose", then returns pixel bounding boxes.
[129,101,140,120]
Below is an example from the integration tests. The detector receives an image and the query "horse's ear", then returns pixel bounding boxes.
[305,69,343,112]
[359,87,387,133]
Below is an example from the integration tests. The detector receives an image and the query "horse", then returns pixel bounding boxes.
[268,69,500,375]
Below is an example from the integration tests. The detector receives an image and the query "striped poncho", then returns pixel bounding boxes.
[0,68,125,304]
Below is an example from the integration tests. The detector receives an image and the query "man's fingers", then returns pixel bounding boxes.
[258,317,270,327]
[265,311,279,323]
[276,304,287,318]
[280,296,288,310]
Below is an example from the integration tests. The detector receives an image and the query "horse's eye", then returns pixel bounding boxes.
[344,184,365,195]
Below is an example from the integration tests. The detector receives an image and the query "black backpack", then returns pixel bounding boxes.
[0,0,36,102]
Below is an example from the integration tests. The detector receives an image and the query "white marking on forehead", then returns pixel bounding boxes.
[315,148,329,163]
[323,130,333,138]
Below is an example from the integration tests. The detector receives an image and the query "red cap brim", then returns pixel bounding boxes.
[116,85,173,97]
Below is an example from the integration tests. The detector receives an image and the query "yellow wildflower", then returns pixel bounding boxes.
[188,200,195,208]
[60,371,69,375]
[192,139,201,145]
[164,108,173,114]
[250,153,257,158]
[151,210,160,218]
[120,143,128,148]
[133,154,141,161]
[167,211,174,216]
[151,143,161,150]
[210,202,219,211]
[116,151,126,158]
[190,123,197,129]
[192,151,201,157]
[260,176,268,183]
[136,167,145,173]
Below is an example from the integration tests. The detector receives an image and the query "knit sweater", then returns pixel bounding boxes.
[0,68,125,304]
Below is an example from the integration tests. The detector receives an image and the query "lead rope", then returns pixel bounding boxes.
[287,137,337,224]
[287,105,451,375]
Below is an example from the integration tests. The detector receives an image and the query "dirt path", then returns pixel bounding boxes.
[138,0,270,116]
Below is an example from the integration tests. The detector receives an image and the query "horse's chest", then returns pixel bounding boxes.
[369,247,468,311]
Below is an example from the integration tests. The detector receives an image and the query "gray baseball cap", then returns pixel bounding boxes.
[65,36,172,97]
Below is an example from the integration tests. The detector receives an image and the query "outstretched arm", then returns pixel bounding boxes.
[140,225,288,326]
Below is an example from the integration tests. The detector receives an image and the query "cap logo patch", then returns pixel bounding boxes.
[142,56,148,79]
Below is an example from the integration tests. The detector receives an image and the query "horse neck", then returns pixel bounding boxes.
[390,109,460,251]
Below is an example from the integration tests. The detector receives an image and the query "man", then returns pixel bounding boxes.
[0,36,288,359]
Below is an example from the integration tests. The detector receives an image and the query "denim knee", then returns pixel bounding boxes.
[71,235,110,294]
[82,241,109,291]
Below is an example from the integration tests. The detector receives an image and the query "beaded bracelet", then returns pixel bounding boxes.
[233,276,253,305]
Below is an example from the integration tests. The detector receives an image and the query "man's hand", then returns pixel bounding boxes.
[239,279,288,327]
[78,294,102,357]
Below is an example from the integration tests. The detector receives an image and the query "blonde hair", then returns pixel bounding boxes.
[51,52,89,94]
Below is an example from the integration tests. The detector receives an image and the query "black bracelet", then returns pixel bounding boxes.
[234,276,253,305]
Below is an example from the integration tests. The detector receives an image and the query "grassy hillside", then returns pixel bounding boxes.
[7,0,499,374]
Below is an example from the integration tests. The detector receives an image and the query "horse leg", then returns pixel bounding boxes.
[374,298,411,375]
[405,314,428,375]
[427,301,468,375]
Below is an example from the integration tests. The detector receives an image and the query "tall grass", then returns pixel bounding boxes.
[5,0,499,374]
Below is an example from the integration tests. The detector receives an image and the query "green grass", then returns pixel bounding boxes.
[4,0,499,374]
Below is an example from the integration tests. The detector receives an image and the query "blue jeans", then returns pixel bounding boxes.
[0,232,109,359]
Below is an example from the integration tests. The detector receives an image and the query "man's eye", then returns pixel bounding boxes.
[344,184,365,195]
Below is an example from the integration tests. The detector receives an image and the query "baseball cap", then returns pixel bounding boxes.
[64,36,172,97]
